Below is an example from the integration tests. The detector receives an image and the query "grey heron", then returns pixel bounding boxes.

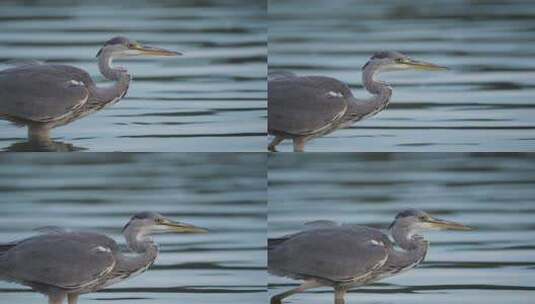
[0,212,207,304]
[268,209,472,304]
[0,36,180,142]
[268,51,448,152]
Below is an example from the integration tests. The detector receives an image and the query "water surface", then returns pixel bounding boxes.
[0,153,266,304]
[269,0,535,151]
[0,0,266,152]
[268,153,535,303]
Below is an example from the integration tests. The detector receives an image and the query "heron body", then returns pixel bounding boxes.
[0,36,180,142]
[268,209,472,304]
[0,64,129,131]
[268,51,447,152]
[0,212,206,304]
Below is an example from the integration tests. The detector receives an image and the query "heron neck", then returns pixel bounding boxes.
[116,229,158,270]
[98,50,128,81]
[340,63,393,122]
[116,241,158,279]
[387,226,428,272]
[92,50,131,103]
[391,225,428,255]
[362,63,392,102]
[124,227,156,253]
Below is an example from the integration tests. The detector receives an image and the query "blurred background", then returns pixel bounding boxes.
[0,153,266,304]
[269,0,535,152]
[268,153,535,303]
[0,0,266,152]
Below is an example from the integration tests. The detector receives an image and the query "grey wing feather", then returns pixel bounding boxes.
[268,76,351,136]
[4,232,117,289]
[0,64,91,122]
[267,222,338,251]
[268,70,296,81]
[304,220,339,229]
[33,226,71,234]
[3,59,44,67]
[268,226,389,282]
[0,242,17,253]
[276,220,341,241]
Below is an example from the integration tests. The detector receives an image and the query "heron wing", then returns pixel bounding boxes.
[4,232,118,290]
[268,76,351,136]
[268,225,390,282]
[0,64,91,122]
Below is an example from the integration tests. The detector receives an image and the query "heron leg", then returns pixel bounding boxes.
[270,280,322,304]
[28,124,52,142]
[68,294,79,304]
[334,287,347,304]
[268,136,284,152]
[292,137,306,152]
[48,293,66,304]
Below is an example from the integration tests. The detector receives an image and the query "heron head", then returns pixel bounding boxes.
[389,209,472,232]
[96,36,182,58]
[123,211,207,235]
[363,51,448,72]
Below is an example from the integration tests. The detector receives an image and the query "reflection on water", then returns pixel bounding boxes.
[0,153,266,304]
[0,0,266,152]
[269,0,535,151]
[3,139,85,152]
[268,153,535,304]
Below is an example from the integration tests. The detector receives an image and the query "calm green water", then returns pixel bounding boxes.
[268,153,535,303]
[0,0,266,152]
[269,0,535,152]
[0,153,266,304]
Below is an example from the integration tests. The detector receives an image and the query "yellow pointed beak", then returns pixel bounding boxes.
[131,44,182,56]
[161,220,208,233]
[405,59,448,71]
[426,217,473,231]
